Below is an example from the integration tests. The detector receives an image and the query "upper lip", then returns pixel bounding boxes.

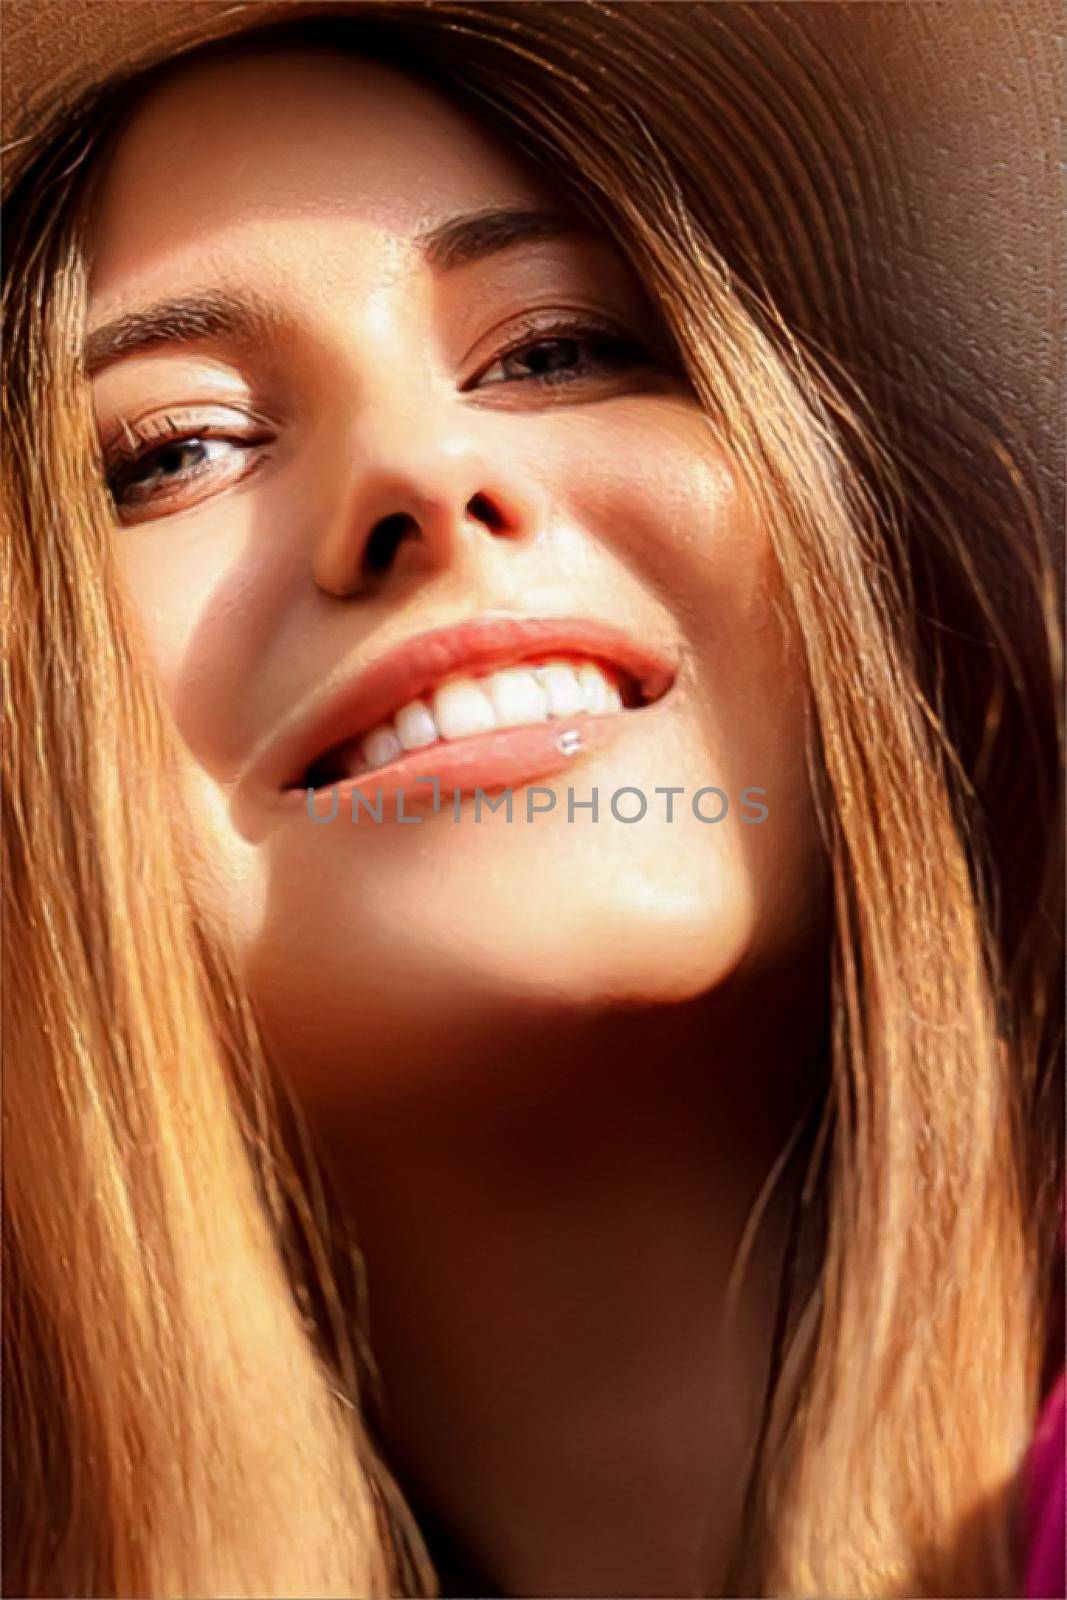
[247,613,678,797]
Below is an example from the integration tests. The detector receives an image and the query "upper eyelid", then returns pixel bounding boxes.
[491,312,638,349]
[463,314,644,376]
[100,404,274,462]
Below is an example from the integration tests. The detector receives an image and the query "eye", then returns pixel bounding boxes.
[103,415,272,518]
[469,320,654,391]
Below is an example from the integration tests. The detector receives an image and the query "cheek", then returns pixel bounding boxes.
[179,753,271,951]
[544,399,799,737]
[544,400,774,633]
[112,508,276,784]
[108,525,271,942]
[543,401,823,958]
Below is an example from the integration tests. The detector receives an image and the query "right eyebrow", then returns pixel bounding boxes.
[84,288,287,376]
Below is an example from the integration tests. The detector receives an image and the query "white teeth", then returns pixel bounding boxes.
[537,661,586,718]
[354,658,629,772]
[361,723,404,768]
[395,698,438,750]
[577,662,610,715]
[433,677,497,741]
[486,668,549,728]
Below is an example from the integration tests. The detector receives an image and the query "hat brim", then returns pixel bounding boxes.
[2,0,1063,518]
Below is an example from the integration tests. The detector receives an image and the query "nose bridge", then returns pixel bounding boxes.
[312,364,537,597]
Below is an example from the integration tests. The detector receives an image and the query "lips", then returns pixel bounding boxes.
[246,614,677,802]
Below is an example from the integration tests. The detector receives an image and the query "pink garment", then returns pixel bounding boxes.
[1026,1367,1066,1598]
[1026,1188,1066,1598]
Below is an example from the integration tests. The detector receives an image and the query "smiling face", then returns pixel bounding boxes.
[85,42,827,1105]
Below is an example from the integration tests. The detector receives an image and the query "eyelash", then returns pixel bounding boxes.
[469,317,650,391]
[103,318,653,513]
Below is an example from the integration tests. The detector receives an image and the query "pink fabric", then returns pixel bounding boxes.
[1026,1189,1066,1598]
[1025,1368,1066,1598]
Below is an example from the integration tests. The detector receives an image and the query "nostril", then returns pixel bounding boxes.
[363,511,418,576]
[358,490,517,582]
[466,491,509,533]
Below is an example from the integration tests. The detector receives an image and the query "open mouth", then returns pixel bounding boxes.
[297,653,653,793]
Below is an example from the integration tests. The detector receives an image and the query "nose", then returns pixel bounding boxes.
[312,427,540,598]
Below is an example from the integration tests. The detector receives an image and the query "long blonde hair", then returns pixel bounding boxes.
[4,5,1062,1595]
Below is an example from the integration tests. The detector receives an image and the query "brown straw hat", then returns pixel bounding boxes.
[2,0,1064,527]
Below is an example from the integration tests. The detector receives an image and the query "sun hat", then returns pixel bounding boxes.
[2,0,1064,542]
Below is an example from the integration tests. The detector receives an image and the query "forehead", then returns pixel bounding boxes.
[87,44,553,309]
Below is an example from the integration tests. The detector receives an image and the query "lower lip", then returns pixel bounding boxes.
[281,712,626,813]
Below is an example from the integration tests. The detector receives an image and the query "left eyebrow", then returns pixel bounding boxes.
[84,206,589,375]
[417,204,583,270]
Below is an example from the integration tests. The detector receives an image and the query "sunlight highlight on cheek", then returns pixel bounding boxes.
[112,545,222,706]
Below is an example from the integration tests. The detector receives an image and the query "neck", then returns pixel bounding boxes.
[306,964,827,1596]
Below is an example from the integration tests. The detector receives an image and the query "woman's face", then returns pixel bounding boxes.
[86,44,827,1101]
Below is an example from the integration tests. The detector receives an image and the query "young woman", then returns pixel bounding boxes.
[3,4,1063,1596]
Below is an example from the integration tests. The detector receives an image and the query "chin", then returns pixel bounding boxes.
[245,819,755,1099]
[445,871,752,1013]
